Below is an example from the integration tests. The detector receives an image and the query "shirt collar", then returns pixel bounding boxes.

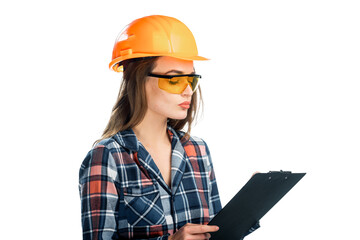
[112,128,139,151]
[112,124,186,152]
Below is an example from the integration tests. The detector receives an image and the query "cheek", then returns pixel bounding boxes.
[146,80,174,110]
[146,83,188,119]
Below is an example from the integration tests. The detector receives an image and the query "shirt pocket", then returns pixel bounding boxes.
[123,184,165,227]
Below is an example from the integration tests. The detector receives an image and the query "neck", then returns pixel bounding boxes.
[133,110,170,147]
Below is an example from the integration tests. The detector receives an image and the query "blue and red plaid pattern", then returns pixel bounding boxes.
[79,125,258,239]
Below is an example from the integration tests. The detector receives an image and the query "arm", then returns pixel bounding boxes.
[79,145,119,240]
[203,140,222,219]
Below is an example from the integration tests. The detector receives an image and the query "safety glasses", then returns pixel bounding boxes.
[147,73,201,94]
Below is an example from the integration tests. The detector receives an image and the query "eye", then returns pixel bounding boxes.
[168,79,180,85]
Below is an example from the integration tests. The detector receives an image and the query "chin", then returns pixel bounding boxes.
[168,112,188,120]
[170,116,187,120]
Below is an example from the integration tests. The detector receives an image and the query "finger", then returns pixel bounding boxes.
[185,233,211,240]
[186,224,219,234]
[198,233,212,240]
[185,223,197,226]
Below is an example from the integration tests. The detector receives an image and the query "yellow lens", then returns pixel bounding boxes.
[158,76,199,94]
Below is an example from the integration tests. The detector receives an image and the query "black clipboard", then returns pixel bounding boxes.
[208,171,306,240]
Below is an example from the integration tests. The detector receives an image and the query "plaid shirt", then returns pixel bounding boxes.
[79,125,258,239]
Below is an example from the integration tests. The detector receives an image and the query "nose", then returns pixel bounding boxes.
[181,84,193,96]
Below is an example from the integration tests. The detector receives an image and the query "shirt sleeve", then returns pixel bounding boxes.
[79,145,120,240]
[203,140,222,220]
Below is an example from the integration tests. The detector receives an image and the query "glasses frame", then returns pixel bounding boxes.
[147,73,202,79]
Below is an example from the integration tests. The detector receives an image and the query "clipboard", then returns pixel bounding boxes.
[208,171,306,240]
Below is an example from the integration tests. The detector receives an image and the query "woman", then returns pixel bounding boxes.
[79,15,258,239]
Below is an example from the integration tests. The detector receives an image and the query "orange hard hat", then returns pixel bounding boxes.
[109,15,209,72]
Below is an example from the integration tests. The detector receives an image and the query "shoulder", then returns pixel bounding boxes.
[79,136,126,176]
[174,129,209,148]
[94,136,123,151]
[176,130,213,163]
[187,135,209,150]
[83,137,122,163]
[184,132,211,153]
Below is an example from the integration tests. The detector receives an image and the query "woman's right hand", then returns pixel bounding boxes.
[168,223,219,240]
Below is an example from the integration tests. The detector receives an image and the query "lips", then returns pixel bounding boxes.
[179,101,190,109]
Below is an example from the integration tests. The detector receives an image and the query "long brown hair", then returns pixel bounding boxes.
[93,57,204,146]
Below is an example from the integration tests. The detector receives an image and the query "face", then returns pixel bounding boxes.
[145,56,195,120]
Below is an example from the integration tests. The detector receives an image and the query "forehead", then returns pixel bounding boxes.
[153,56,194,74]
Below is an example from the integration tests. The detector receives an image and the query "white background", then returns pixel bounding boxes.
[1,0,359,239]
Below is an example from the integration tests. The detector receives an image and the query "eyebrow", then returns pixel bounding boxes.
[165,69,195,75]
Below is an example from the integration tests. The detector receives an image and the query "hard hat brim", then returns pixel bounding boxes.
[109,53,209,72]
